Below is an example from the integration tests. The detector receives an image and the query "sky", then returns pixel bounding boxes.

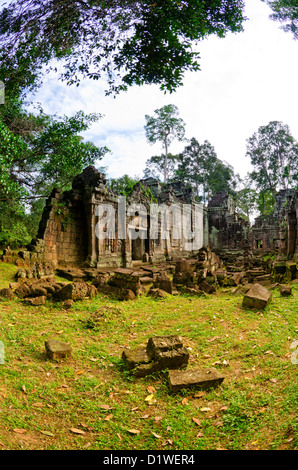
[25,0,298,181]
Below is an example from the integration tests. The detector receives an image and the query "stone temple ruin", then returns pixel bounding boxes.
[1,166,296,392]
[1,165,297,290]
[25,166,297,269]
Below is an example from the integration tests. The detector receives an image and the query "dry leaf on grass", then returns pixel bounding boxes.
[192,418,201,426]
[104,414,113,421]
[127,429,140,435]
[151,432,161,439]
[182,398,188,405]
[147,386,156,394]
[100,404,113,410]
[40,431,55,437]
[13,429,27,434]
[70,428,86,435]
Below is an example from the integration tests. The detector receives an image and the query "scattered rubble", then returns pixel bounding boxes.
[45,339,72,360]
[242,283,272,310]
[168,368,224,393]
[122,335,189,378]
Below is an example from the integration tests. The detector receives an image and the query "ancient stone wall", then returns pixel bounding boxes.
[252,189,298,260]
[31,167,205,269]
[207,192,251,254]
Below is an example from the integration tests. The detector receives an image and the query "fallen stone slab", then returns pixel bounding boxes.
[0,288,14,300]
[54,281,89,301]
[199,280,216,294]
[280,285,293,297]
[24,295,46,306]
[122,335,189,377]
[168,368,224,393]
[146,335,189,370]
[146,335,184,357]
[242,283,272,310]
[122,349,151,371]
[45,339,72,360]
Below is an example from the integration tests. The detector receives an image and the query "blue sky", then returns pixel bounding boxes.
[23,0,298,181]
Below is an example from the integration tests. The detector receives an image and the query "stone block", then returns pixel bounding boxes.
[199,280,216,294]
[45,339,72,360]
[0,288,14,300]
[54,282,89,301]
[280,285,293,297]
[122,348,150,371]
[146,335,189,369]
[242,283,272,310]
[168,368,224,392]
[24,295,46,306]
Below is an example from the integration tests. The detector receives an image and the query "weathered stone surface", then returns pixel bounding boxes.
[228,272,245,286]
[173,259,193,285]
[0,288,14,299]
[147,288,169,299]
[199,280,216,294]
[147,335,184,358]
[24,295,46,306]
[122,348,150,370]
[108,268,141,294]
[146,335,189,370]
[230,283,253,296]
[15,283,31,299]
[54,282,89,301]
[242,283,272,310]
[168,368,224,392]
[280,285,293,297]
[45,339,72,359]
[30,286,48,297]
[122,335,189,377]
[63,299,74,309]
[154,272,173,294]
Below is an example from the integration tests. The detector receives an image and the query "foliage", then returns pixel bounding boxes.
[264,0,298,39]
[0,261,297,450]
[235,177,258,222]
[144,104,186,183]
[246,121,298,196]
[108,174,139,196]
[176,137,238,202]
[0,0,246,95]
[143,153,180,182]
[0,93,109,246]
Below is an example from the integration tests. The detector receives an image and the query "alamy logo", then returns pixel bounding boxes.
[290,340,298,365]
[94,197,204,252]
[0,341,4,364]
[0,81,4,104]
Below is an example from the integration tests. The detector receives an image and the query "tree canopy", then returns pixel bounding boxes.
[144,104,185,183]
[0,0,246,95]
[246,120,298,196]
[264,0,298,39]
[176,137,238,202]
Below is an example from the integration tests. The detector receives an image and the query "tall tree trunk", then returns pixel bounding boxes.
[164,134,169,183]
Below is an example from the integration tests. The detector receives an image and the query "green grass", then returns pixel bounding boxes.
[0,261,297,450]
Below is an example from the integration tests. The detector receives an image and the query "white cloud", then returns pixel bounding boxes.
[27,0,298,180]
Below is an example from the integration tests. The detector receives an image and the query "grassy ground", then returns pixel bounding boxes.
[0,262,297,450]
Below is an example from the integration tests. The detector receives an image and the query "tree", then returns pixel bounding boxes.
[264,0,298,39]
[144,104,185,183]
[143,153,180,182]
[0,0,246,95]
[0,95,109,246]
[235,176,258,223]
[176,137,238,202]
[108,174,139,196]
[246,121,298,196]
